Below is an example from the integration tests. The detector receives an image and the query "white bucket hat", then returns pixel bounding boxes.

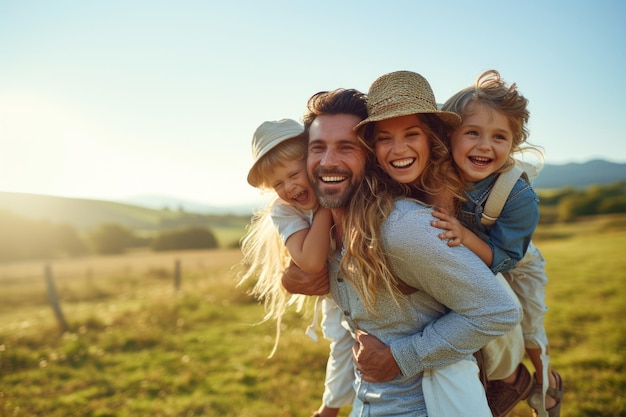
[247,119,305,187]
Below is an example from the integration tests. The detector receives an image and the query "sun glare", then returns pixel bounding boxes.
[0,94,149,200]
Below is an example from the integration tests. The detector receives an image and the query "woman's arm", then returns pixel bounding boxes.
[382,203,522,377]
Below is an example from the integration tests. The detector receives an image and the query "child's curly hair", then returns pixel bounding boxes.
[442,70,532,173]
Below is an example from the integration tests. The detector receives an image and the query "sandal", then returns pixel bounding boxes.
[527,370,563,417]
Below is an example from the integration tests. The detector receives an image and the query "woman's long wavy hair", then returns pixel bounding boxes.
[340,113,468,312]
[340,157,408,312]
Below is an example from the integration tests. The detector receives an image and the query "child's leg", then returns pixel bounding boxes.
[312,297,355,417]
[526,346,558,409]
[481,321,532,417]
[481,274,532,417]
[503,242,562,416]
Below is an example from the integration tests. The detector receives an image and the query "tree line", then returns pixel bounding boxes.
[1,181,624,262]
[0,209,219,262]
[537,181,626,222]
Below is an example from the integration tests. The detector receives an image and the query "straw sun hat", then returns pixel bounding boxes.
[247,118,305,187]
[354,70,461,132]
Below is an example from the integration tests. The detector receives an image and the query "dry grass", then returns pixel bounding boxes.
[1,218,625,416]
[0,248,242,283]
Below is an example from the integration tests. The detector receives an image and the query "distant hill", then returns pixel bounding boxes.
[532,159,626,189]
[0,192,250,233]
[120,160,626,210]
[1,160,624,232]
[116,194,263,215]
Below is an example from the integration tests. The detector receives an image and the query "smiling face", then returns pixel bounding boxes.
[373,114,431,184]
[451,104,514,183]
[307,114,367,209]
[266,158,318,211]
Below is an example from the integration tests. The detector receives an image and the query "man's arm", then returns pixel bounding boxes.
[281,260,330,295]
[353,330,401,382]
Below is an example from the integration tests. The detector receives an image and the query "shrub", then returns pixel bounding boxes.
[152,227,218,251]
[0,210,88,261]
[89,223,135,254]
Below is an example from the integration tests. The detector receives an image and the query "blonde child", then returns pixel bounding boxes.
[238,119,354,417]
[352,70,494,417]
[429,70,562,417]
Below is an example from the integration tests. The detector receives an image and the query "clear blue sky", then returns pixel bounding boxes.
[1,0,625,208]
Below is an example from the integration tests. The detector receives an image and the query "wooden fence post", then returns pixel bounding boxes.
[174,259,181,292]
[45,264,69,333]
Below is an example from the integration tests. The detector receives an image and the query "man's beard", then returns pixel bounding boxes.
[313,180,359,209]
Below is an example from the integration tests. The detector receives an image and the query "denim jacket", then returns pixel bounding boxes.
[457,172,539,274]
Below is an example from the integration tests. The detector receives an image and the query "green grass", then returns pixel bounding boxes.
[0,249,330,417]
[1,217,626,416]
[212,225,246,248]
[507,223,626,417]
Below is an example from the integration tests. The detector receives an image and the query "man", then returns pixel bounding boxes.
[297,88,369,417]
[283,87,525,417]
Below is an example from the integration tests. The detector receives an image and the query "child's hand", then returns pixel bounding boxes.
[431,209,466,247]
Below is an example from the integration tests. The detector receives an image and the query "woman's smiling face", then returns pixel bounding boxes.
[373,114,431,184]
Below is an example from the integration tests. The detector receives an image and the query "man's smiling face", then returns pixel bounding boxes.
[307,114,367,209]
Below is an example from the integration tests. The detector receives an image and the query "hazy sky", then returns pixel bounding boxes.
[1,0,625,208]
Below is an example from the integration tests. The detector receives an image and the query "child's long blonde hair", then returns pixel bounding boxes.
[237,137,309,357]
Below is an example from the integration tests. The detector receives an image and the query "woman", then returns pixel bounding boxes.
[335,71,522,416]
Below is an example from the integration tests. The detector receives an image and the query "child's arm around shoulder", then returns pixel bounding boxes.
[431,208,494,267]
[285,206,332,274]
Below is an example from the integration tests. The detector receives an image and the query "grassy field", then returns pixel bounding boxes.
[1,216,625,416]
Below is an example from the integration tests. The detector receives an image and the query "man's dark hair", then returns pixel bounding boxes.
[302,88,367,132]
